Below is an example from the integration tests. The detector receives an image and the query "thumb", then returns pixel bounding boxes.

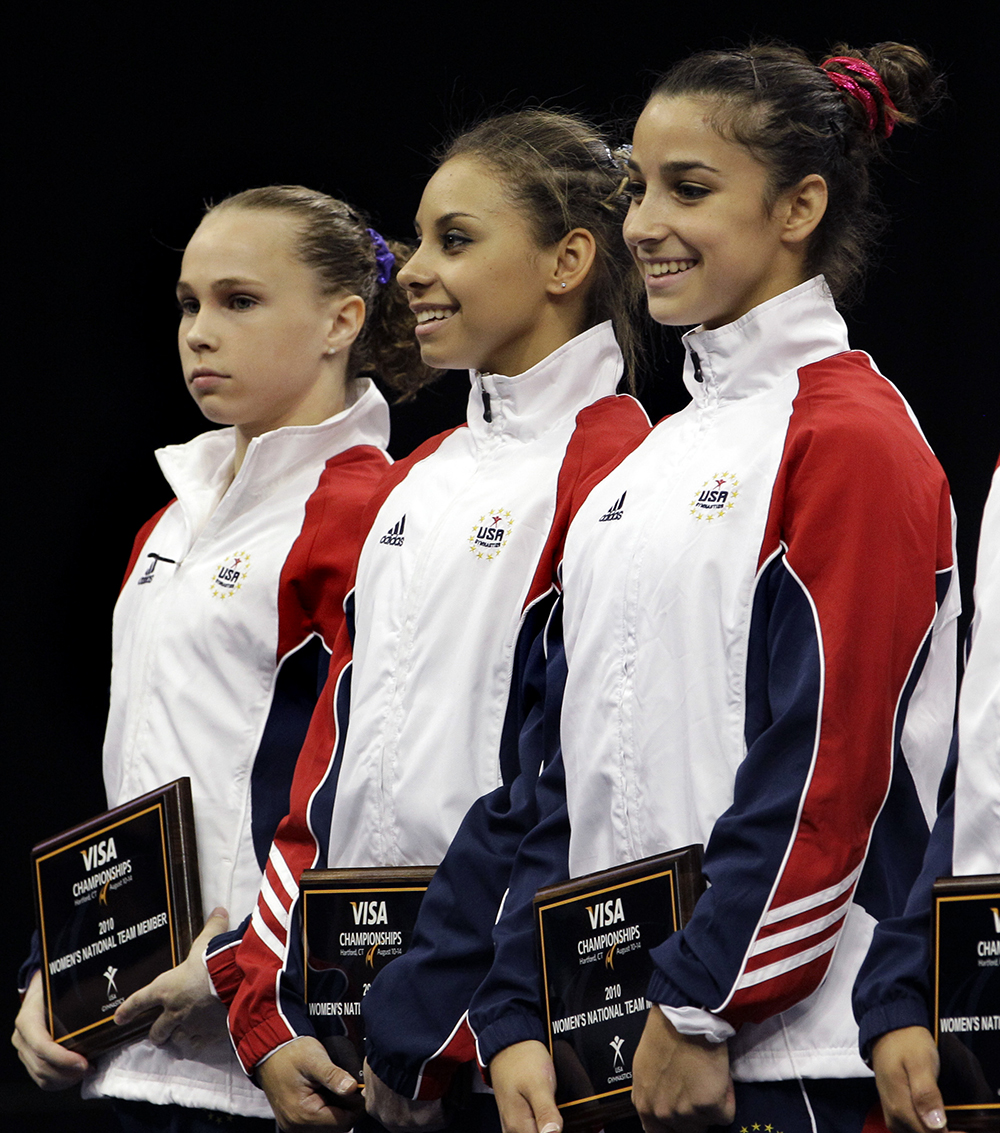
[114,980,160,1026]
[314,1051,358,1098]
[914,1090,947,1132]
[908,1054,947,1130]
[196,906,230,946]
[524,1079,562,1133]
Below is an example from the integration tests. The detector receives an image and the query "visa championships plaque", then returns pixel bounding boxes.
[534,845,705,1131]
[301,866,435,1081]
[31,779,202,1059]
[932,875,1000,1131]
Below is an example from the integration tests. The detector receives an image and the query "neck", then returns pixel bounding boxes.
[230,375,350,477]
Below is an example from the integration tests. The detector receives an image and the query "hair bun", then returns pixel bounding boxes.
[828,42,945,133]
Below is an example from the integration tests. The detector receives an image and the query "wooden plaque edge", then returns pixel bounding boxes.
[31,777,203,1059]
[301,865,437,890]
[534,845,706,1130]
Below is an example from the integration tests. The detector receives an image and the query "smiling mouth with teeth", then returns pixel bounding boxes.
[414,308,457,324]
[646,260,698,277]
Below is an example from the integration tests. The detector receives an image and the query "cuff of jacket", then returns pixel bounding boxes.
[366,1014,478,1101]
[659,1004,735,1043]
[205,940,243,1006]
[233,1014,307,1077]
[17,931,42,997]
[856,995,932,1065]
[647,966,711,1017]
[474,1012,549,1074]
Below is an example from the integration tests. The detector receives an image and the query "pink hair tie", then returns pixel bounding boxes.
[821,56,898,137]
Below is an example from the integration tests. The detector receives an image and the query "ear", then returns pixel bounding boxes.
[324,294,366,354]
[547,227,597,295]
[778,174,827,246]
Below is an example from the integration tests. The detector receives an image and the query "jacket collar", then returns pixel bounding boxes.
[681,277,850,406]
[155,378,390,533]
[466,321,623,444]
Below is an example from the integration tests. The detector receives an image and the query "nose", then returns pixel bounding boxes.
[622,193,665,251]
[396,240,432,292]
[182,308,218,353]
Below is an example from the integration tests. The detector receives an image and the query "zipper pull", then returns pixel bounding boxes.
[690,350,704,383]
[480,386,493,422]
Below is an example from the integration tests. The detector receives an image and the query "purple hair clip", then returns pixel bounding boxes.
[367,227,396,285]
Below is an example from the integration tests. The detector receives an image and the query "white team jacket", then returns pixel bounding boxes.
[86,380,389,1115]
[556,280,958,1080]
[328,322,628,868]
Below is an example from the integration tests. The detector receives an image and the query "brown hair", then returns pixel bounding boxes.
[438,109,644,385]
[650,43,944,303]
[208,185,433,399]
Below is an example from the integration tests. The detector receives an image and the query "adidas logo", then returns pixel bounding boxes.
[598,492,626,522]
[379,515,405,546]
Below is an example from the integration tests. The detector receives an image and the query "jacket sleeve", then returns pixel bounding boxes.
[853,454,1000,1058]
[852,746,956,1059]
[359,398,651,1098]
[361,595,560,1098]
[647,378,958,1028]
[204,609,356,1070]
[466,624,573,1070]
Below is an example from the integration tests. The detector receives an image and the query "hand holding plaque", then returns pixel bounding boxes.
[112,907,229,1053]
[533,845,705,1131]
[30,778,202,1060]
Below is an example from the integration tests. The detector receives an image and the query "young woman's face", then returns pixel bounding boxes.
[177,208,346,436]
[397,155,560,376]
[623,95,805,330]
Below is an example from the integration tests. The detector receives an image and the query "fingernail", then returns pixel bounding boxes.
[540,1124,561,1133]
[923,1110,946,1130]
[335,1075,355,1093]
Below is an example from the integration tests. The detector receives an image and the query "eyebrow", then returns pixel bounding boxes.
[421,211,479,229]
[175,276,263,292]
[627,158,721,175]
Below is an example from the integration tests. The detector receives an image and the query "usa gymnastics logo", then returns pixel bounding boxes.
[690,472,740,522]
[468,508,514,561]
[210,551,251,599]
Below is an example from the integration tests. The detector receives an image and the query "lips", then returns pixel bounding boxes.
[647,259,697,276]
[412,307,457,337]
[189,368,228,390]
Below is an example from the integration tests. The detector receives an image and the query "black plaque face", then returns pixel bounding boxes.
[301,867,435,1081]
[933,877,1000,1131]
[535,846,704,1130]
[31,779,201,1058]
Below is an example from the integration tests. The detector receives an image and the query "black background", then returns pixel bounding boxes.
[4,1,995,1117]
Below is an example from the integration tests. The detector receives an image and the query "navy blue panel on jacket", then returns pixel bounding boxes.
[251,637,331,870]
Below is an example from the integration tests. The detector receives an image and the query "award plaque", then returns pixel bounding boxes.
[534,845,705,1131]
[301,866,436,1081]
[932,875,1000,1131]
[31,778,202,1059]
